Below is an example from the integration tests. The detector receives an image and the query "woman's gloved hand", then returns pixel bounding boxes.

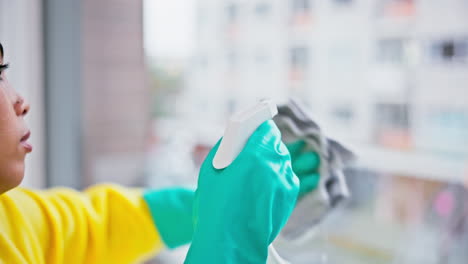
[286,140,321,199]
[184,120,299,264]
[143,187,195,249]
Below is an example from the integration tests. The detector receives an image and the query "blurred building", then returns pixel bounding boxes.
[184,0,468,182]
[81,0,150,186]
[0,0,150,188]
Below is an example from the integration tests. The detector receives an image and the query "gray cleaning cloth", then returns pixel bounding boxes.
[273,99,356,239]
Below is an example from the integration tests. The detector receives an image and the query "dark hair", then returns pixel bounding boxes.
[0,43,3,58]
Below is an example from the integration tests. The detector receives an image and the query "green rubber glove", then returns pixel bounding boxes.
[184,120,299,264]
[143,187,195,249]
[286,140,321,199]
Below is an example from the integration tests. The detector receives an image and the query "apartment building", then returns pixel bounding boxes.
[184,0,468,181]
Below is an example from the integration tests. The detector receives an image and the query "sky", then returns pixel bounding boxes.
[143,0,197,59]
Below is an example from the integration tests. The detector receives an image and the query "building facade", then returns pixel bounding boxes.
[185,0,468,181]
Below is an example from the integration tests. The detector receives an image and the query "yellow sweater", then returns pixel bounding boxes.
[0,185,164,264]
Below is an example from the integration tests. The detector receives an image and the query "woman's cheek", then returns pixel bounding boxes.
[0,87,11,123]
[0,87,25,193]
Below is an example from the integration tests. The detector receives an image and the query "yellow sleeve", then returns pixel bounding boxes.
[0,184,164,264]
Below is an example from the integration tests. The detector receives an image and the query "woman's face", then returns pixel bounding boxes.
[0,45,31,194]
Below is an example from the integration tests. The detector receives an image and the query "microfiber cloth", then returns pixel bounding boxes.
[273,99,356,239]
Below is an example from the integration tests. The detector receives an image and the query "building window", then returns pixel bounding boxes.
[374,103,411,149]
[292,0,311,12]
[291,0,312,25]
[331,105,354,123]
[290,46,309,69]
[430,38,468,64]
[289,46,309,80]
[255,2,271,16]
[375,103,409,129]
[333,0,353,5]
[377,38,405,64]
[226,3,239,23]
[424,109,468,154]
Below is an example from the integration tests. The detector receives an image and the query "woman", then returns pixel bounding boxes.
[0,42,191,263]
[0,42,317,263]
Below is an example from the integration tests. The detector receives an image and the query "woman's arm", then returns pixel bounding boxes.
[0,184,193,264]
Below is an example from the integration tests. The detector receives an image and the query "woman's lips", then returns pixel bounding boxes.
[20,131,33,153]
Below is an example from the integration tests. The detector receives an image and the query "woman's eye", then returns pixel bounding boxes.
[0,64,9,80]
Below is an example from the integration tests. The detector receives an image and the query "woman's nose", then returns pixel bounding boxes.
[14,95,30,116]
